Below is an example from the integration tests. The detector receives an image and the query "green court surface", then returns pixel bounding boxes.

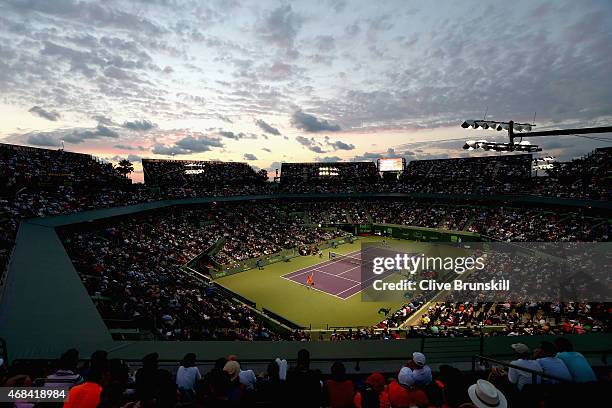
[216,237,433,330]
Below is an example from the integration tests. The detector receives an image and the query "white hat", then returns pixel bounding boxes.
[412,352,426,366]
[468,379,507,408]
[398,367,414,386]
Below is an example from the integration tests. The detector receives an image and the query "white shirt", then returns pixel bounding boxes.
[508,359,542,391]
[176,366,201,391]
[239,369,258,391]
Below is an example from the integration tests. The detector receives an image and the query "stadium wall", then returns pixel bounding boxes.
[372,223,482,242]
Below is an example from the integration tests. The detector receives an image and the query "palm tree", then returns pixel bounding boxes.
[116,159,134,178]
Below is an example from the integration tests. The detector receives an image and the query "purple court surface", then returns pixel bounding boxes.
[282,249,375,299]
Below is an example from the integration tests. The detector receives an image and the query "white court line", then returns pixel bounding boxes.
[335,271,383,297]
[280,275,346,300]
[315,269,360,283]
[279,246,382,299]
[281,249,363,280]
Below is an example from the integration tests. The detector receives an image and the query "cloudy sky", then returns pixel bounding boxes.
[1,0,611,181]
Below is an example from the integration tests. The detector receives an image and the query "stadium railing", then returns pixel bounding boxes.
[472,354,574,384]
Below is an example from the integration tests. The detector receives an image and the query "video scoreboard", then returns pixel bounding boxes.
[377,157,405,172]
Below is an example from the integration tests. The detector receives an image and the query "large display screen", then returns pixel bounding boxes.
[378,157,404,172]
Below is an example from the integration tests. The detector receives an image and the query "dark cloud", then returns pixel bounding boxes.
[25,132,59,147]
[351,148,397,162]
[291,110,341,132]
[28,106,60,121]
[314,35,335,52]
[243,153,257,161]
[218,130,257,140]
[114,144,146,151]
[295,135,328,153]
[257,4,303,56]
[255,119,281,135]
[328,140,355,151]
[24,124,120,146]
[93,115,114,125]
[216,114,233,123]
[63,124,120,144]
[6,0,165,36]
[152,135,223,155]
[122,119,157,131]
[316,156,342,162]
[309,145,325,153]
[262,147,272,152]
[109,154,142,163]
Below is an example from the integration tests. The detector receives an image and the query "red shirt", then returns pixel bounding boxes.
[354,389,390,408]
[326,379,355,408]
[387,380,430,408]
[63,382,102,408]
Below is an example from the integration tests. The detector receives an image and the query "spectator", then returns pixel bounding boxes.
[325,361,355,408]
[466,379,507,408]
[286,349,322,408]
[387,367,429,407]
[354,372,390,408]
[223,360,246,403]
[256,360,287,407]
[535,341,572,383]
[135,352,166,403]
[507,343,542,391]
[177,353,201,401]
[555,337,597,382]
[44,349,83,389]
[408,352,432,386]
[63,350,110,408]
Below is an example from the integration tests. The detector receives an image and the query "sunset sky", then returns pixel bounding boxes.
[1,0,611,182]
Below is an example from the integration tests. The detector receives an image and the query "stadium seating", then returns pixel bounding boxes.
[0,341,607,407]
[1,143,610,345]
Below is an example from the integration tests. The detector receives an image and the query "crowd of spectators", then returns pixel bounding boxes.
[366,201,610,242]
[59,203,349,340]
[277,150,611,199]
[0,341,606,408]
[280,162,379,194]
[142,159,268,189]
[531,147,611,200]
[1,143,611,345]
[409,302,610,338]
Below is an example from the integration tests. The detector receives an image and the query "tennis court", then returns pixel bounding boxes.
[281,249,373,299]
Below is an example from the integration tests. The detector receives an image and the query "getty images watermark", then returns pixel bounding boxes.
[370,252,509,292]
[359,241,612,302]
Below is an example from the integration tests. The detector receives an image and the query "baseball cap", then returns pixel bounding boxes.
[511,343,529,354]
[412,352,426,366]
[398,367,415,386]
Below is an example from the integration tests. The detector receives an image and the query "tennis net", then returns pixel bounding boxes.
[329,252,363,266]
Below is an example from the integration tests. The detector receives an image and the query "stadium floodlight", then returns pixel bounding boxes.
[482,122,489,129]
[463,140,477,150]
[496,125,503,131]
[524,125,532,132]
[461,121,470,128]
[515,124,523,132]
[472,122,480,129]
